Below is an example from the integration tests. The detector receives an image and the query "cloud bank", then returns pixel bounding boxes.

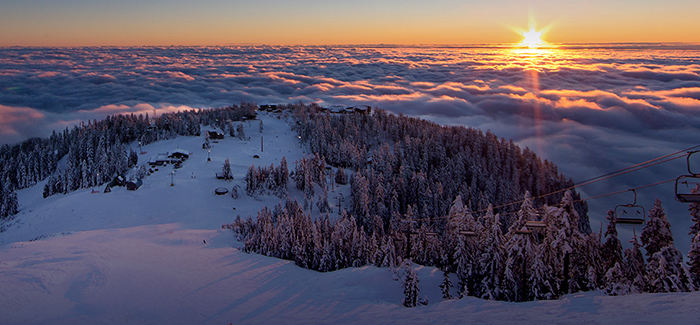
[1,44,700,251]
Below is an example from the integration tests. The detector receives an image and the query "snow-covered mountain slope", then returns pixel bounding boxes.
[1,112,698,324]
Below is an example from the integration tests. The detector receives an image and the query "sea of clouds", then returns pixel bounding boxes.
[1,44,699,250]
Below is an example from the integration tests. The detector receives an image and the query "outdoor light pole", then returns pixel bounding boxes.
[171,171,174,186]
[207,149,211,162]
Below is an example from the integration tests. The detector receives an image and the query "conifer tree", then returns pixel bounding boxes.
[687,185,700,285]
[689,185,700,238]
[601,210,624,274]
[237,123,245,140]
[646,244,695,293]
[623,229,646,293]
[440,269,454,300]
[641,199,674,257]
[402,261,420,308]
[222,158,232,180]
[604,262,630,296]
[478,205,505,300]
[687,233,700,286]
[503,192,538,301]
[529,244,556,300]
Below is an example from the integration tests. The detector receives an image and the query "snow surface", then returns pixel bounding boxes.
[2,112,699,324]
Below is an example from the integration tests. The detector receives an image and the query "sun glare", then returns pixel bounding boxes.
[522,28,545,48]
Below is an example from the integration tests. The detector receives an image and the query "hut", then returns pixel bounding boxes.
[168,149,190,161]
[104,185,111,193]
[207,131,224,140]
[126,179,143,191]
[148,154,170,166]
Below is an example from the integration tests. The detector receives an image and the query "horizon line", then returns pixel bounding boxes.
[2,42,700,50]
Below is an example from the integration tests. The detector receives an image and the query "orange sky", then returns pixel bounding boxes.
[1,0,699,46]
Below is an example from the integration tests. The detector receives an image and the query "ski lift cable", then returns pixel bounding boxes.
[403,152,692,224]
[411,177,679,224]
[575,144,700,185]
[468,148,692,216]
[576,178,677,202]
[368,145,699,225]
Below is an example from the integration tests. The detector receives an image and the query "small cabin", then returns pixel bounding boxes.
[168,149,190,160]
[352,105,372,115]
[148,154,170,166]
[207,131,224,140]
[109,174,126,187]
[126,179,143,191]
[259,104,278,111]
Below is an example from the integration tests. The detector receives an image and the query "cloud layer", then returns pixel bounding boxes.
[1,44,700,251]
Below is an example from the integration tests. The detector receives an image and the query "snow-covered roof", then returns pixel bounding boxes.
[169,149,189,156]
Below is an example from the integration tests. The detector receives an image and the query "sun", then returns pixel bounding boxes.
[521,28,545,48]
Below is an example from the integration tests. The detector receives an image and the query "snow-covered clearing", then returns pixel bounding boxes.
[1,112,698,324]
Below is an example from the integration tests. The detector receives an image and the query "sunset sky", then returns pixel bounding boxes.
[2,0,699,46]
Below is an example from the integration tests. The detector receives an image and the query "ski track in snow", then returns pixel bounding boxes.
[1,112,699,324]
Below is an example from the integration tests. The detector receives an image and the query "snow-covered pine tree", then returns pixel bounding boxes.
[529,243,557,300]
[637,199,695,293]
[222,158,232,180]
[646,244,696,293]
[623,229,647,293]
[503,191,538,301]
[478,205,505,300]
[335,167,348,185]
[440,269,454,300]
[0,179,19,219]
[276,156,289,198]
[601,209,624,278]
[584,232,603,291]
[543,190,588,295]
[317,188,331,214]
[228,121,235,138]
[402,260,421,307]
[688,185,700,285]
[231,185,239,199]
[688,233,700,286]
[237,123,245,140]
[604,262,630,296]
[380,236,398,268]
[690,185,700,237]
[128,148,138,168]
[351,171,371,228]
[641,198,674,257]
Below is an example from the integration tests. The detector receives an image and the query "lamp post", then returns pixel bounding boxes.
[171,171,174,186]
[207,149,211,162]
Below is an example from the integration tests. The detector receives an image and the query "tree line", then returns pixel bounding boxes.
[224,103,698,304]
[0,103,257,218]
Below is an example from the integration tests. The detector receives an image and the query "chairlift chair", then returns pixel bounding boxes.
[675,151,700,203]
[615,189,645,225]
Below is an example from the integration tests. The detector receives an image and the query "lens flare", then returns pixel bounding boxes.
[522,28,545,48]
